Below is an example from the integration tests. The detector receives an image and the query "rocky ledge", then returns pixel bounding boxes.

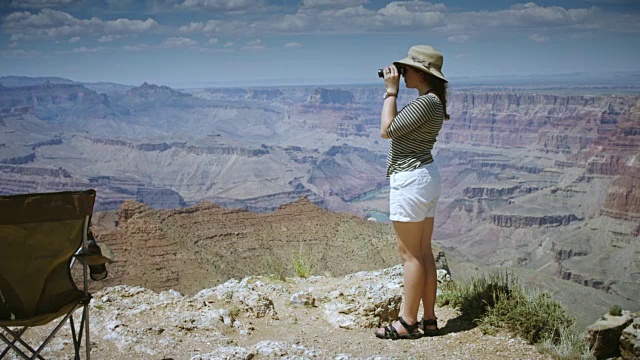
[14,265,550,360]
[463,184,539,199]
[491,213,583,228]
[557,264,613,292]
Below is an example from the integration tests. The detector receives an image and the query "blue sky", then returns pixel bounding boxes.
[0,0,639,87]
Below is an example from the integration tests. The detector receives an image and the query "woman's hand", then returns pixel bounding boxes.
[383,65,400,95]
[380,65,399,139]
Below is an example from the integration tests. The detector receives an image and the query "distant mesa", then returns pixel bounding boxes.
[250,88,283,101]
[2,105,35,115]
[307,88,354,105]
[0,82,107,112]
[0,75,75,87]
[127,82,188,99]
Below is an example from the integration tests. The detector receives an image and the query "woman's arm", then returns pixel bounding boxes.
[387,95,442,138]
[380,95,397,139]
[380,65,400,139]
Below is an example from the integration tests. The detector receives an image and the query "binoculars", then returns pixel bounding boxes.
[377,65,405,78]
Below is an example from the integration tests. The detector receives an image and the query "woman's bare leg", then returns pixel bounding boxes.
[375,220,425,336]
[420,217,437,328]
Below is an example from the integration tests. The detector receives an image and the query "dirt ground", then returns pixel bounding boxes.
[4,280,551,360]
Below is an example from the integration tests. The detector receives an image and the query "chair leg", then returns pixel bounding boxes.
[70,304,91,360]
[31,305,81,359]
[85,303,90,360]
[1,304,91,359]
[0,326,27,358]
[0,326,45,360]
[0,336,32,360]
[70,313,80,360]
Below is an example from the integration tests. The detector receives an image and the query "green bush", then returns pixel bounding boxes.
[438,271,591,359]
[437,271,516,322]
[609,304,622,316]
[479,291,574,344]
[291,246,314,278]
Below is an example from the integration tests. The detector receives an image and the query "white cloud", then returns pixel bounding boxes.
[224,42,234,47]
[3,9,159,42]
[122,37,203,52]
[285,42,303,48]
[448,3,596,30]
[263,6,378,33]
[9,0,81,7]
[528,33,550,43]
[68,36,80,43]
[174,1,639,42]
[179,1,448,36]
[301,0,369,9]
[104,18,158,33]
[434,3,640,42]
[378,2,445,28]
[242,39,265,51]
[123,44,154,52]
[105,0,133,9]
[162,37,199,47]
[179,22,204,32]
[582,0,637,4]
[447,34,469,43]
[175,0,264,12]
[19,1,630,50]
[379,1,447,15]
[98,35,122,43]
[71,46,104,54]
[0,49,40,57]
[179,19,257,37]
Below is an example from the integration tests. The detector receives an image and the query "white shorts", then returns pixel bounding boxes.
[389,162,441,222]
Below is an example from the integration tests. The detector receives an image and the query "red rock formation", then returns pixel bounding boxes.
[91,197,399,295]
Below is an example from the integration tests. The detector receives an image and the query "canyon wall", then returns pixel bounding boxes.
[1,81,638,302]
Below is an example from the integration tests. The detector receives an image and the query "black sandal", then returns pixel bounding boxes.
[421,318,439,337]
[375,317,422,340]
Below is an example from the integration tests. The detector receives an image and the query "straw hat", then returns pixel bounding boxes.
[394,45,447,83]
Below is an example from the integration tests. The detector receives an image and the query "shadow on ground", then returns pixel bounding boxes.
[435,314,477,336]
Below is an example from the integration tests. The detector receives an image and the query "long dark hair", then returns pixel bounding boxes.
[421,72,450,120]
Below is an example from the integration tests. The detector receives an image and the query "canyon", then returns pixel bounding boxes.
[0,76,638,326]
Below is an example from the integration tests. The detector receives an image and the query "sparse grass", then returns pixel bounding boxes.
[537,324,595,360]
[609,304,622,316]
[228,304,241,321]
[291,246,314,278]
[437,271,516,322]
[262,254,289,281]
[438,271,591,360]
[479,291,573,344]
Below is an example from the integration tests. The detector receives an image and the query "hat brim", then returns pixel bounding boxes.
[394,57,447,83]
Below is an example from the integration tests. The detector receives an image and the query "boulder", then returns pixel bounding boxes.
[252,340,322,358]
[322,265,403,329]
[437,268,451,283]
[190,346,250,360]
[621,314,640,360]
[194,278,278,319]
[585,310,633,359]
[289,291,316,307]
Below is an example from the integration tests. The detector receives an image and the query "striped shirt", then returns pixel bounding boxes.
[386,93,444,178]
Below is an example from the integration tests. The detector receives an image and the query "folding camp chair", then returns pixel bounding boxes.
[0,190,104,360]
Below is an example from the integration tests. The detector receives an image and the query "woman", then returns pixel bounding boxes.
[374,45,450,340]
